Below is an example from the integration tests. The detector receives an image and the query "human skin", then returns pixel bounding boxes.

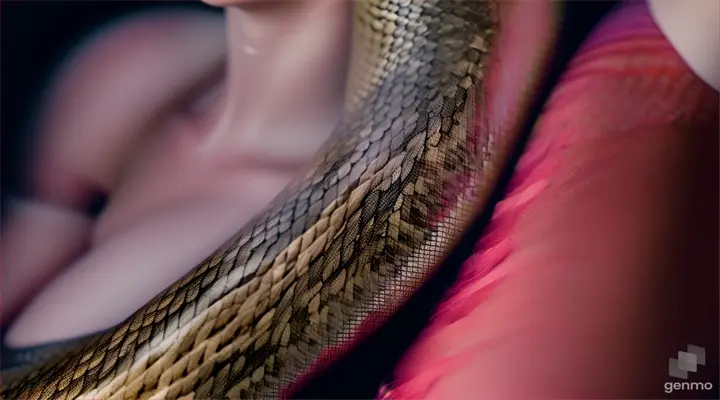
[1,10,228,325]
[4,0,351,346]
[5,5,720,397]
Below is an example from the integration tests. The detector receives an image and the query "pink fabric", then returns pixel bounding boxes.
[380,1,719,398]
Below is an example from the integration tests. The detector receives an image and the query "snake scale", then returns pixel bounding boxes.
[1,1,519,398]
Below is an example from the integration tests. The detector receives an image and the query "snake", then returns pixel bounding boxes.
[1,0,558,398]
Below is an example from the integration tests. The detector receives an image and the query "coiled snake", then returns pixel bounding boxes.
[1,1,553,398]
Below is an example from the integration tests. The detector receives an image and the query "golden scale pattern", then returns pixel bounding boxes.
[2,1,503,399]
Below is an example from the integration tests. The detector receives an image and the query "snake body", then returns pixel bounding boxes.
[2,1,512,398]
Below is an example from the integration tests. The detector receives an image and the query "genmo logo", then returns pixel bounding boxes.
[664,344,713,394]
[664,381,713,394]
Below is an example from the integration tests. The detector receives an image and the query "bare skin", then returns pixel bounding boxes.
[2,10,228,326]
[3,6,717,394]
[4,0,350,347]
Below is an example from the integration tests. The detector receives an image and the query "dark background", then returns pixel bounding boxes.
[1,1,618,398]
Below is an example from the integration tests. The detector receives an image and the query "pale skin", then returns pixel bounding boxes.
[4,0,351,345]
[2,0,718,396]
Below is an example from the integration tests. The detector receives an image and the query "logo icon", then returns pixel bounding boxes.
[669,344,706,379]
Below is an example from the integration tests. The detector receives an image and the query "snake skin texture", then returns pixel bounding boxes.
[1,1,515,398]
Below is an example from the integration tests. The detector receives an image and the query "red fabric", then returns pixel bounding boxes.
[381,2,719,399]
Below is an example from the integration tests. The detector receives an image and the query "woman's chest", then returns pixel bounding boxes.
[91,126,297,248]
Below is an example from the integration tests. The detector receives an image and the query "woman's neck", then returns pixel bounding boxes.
[205,0,351,156]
